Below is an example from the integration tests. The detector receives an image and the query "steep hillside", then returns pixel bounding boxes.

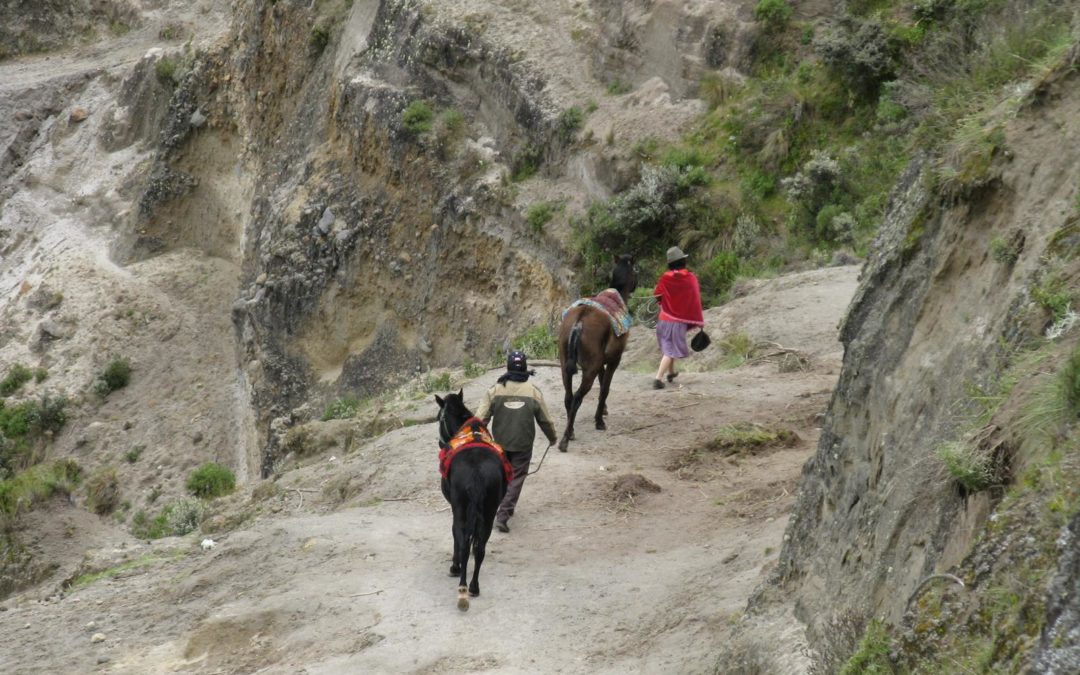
[753,31,1080,674]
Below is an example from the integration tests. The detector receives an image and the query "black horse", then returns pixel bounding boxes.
[436,389,508,611]
[557,254,638,451]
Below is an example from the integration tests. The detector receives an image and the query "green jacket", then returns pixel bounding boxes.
[475,379,558,454]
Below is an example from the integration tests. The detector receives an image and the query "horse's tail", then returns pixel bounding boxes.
[565,320,583,377]
[457,479,484,611]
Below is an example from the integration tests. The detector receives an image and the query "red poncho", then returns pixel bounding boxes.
[653,269,704,326]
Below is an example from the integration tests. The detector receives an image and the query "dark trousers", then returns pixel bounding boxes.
[496,448,532,522]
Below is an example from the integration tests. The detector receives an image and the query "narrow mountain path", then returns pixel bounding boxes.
[0,265,858,674]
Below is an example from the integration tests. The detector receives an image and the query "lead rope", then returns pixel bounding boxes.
[526,442,554,476]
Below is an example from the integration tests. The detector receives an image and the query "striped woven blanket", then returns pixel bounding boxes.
[562,288,632,336]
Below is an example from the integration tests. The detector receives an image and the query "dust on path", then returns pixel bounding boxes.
[0,265,858,674]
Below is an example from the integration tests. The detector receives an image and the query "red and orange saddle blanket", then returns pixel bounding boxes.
[439,417,514,484]
[561,288,632,337]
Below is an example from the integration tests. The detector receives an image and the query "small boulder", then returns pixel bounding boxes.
[91,633,106,643]
[69,108,89,123]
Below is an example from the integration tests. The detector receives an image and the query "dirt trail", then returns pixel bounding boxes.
[0,265,858,674]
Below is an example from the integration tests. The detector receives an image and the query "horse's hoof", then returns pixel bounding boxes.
[595,420,606,431]
[450,564,460,576]
[557,439,569,452]
[457,596,470,611]
[469,587,480,598]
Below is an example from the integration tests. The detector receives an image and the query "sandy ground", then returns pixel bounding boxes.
[0,265,858,674]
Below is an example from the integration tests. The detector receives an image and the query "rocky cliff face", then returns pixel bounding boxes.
[116,0,750,473]
[768,41,1080,667]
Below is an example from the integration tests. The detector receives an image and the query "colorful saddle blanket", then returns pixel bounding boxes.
[439,417,513,484]
[562,288,632,336]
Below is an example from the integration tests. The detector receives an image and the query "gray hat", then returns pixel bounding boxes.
[666,246,689,264]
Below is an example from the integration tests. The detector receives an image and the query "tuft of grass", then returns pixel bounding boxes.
[937,441,993,492]
[186,463,236,499]
[705,423,797,456]
[125,445,144,464]
[0,459,82,519]
[606,79,632,95]
[716,333,757,369]
[422,372,453,393]
[512,324,558,360]
[0,364,33,396]
[86,467,120,515]
[322,395,360,421]
[463,360,487,379]
[68,553,175,589]
[33,368,47,384]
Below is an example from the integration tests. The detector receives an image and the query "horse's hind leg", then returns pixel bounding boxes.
[595,361,619,430]
[469,523,491,597]
[560,368,599,450]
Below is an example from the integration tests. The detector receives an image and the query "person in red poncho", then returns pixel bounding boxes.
[651,246,705,389]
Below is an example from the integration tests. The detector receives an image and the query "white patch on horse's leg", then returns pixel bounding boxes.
[457,586,470,611]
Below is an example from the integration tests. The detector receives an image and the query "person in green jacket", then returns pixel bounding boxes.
[475,351,558,533]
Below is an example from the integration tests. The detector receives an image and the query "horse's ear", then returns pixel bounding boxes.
[435,394,445,407]
[457,388,463,399]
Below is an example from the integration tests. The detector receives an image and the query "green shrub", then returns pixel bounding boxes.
[0,400,34,439]
[1062,347,1080,420]
[0,364,32,396]
[753,0,792,33]
[125,446,144,464]
[839,620,893,675]
[606,79,632,95]
[155,56,178,85]
[1033,279,1072,323]
[401,101,434,136]
[131,509,165,539]
[575,164,708,277]
[166,498,205,535]
[86,467,120,515]
[96,357,131,396]
[511,143,544,181]
[322,396,360,421]
[33,368,47,383]
[698,252,741,305]
[937,441,993,492]
[815,16,897,98]
[526,201,558,233]
[989,236,1018,265]
[27,394,66,435]
[558,107,585,143]
[186,463,236,499]
[310,22,331,53]
[512,325,558,360]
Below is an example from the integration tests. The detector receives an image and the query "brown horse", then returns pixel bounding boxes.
[557,254,638,451]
